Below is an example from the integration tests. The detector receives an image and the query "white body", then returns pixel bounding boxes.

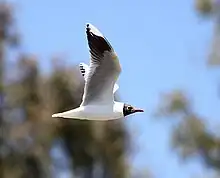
[52,23,124,121]
[52,102,124,121]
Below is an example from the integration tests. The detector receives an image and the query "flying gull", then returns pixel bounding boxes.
[52,23,144,120]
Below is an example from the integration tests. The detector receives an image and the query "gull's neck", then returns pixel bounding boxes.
[113,101,124,117]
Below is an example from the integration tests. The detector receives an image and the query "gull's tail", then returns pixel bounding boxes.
[52,113,63,118]
[52,109,74,118]
[52,107,83,119]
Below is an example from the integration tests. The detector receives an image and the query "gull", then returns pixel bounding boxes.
[52,23,144,120]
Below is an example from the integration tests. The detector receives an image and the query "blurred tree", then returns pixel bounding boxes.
[195,0,220,66]
[195,0,213,16]
[1,1,131,178]
[0,2,21,177]
[155,90,220,172]
[155,2,220,175]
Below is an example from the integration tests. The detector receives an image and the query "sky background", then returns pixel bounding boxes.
[8,0,220,177]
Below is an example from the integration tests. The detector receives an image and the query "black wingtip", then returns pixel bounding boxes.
[85,23,113,57]
[86,23,105,38]
[86,23,90,32]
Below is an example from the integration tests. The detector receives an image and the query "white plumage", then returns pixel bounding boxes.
[52,23,143,121]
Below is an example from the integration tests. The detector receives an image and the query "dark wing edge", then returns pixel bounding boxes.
[86,23,113,62]
[80,23,121,106]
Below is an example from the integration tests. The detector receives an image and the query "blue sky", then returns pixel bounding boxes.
[9,0,220,177]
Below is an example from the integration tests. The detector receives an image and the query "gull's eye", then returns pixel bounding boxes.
[127,106,132,111]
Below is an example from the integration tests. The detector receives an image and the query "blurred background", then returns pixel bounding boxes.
[0,0,220,178]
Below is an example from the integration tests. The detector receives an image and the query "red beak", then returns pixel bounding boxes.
[134,108,144,112]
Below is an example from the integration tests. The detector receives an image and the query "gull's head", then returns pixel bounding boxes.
[123,103,144,117]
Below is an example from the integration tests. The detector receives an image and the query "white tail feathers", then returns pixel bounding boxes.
[52,109,76,118]
[52,113,61,118]
[79,62,119,93]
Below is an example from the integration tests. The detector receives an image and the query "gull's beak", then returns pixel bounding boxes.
[134,108,144,113]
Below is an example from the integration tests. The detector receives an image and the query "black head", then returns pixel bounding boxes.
[123,104,144,117]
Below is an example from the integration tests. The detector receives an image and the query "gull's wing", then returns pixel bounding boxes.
[113,83,119,93]
[79,62,89,78]
[79,62,119,94]
[80,23,121,106]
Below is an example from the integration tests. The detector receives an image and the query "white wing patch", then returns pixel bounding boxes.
[113,83,119,94]
[79,62,119,93]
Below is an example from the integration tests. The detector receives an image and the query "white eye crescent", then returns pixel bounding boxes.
[127,106,132,110]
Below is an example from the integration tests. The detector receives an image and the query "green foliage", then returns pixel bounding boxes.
[194,0,220,66]
[208,26,220,66]
[156,90,220,172]
[195,0,213,16]
[155,1,220,175]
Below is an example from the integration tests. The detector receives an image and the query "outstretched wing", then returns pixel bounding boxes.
[80,23,121,106]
